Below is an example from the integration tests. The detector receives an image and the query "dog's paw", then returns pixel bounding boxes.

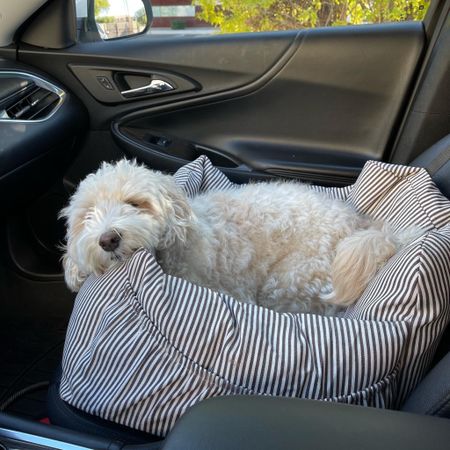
[62,254,87,292]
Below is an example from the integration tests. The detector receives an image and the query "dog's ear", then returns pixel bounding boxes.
[62,252,87,292]
[329,225,398,306]
[158,181,193,249]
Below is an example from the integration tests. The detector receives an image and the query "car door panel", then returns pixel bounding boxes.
[113,23,424,184]
[16,22,424,185]
[17,31,300,127]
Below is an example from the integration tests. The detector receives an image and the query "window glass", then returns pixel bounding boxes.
[190,0,430,34]
[75,0,431,39]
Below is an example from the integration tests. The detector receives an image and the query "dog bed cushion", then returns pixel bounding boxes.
[60,157,450,437]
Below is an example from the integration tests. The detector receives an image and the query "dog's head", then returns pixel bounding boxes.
[60,159,192,292]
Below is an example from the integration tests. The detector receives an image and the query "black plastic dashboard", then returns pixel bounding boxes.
[0,58,87,210]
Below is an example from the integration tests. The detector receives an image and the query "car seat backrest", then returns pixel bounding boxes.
[411,134,450,200]
[402,352,450,417]
[401,133,450,417]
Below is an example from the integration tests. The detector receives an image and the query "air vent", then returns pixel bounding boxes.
[5,82,60,120]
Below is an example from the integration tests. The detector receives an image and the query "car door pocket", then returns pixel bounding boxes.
[117,125,240,169]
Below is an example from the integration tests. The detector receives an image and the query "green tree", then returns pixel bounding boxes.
[135,7,147,26]
[194,0,429,33]
[95,0,111,17]
[96,15,115,23]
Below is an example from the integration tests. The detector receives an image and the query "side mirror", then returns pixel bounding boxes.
[78,0,153,41]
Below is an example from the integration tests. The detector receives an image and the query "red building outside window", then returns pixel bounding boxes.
[151,0,213,31]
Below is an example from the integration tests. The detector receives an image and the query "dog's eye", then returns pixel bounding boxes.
[126,200,140,208]
[125,198,153,213]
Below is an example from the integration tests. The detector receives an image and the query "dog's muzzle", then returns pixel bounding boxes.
[99,231,121,252]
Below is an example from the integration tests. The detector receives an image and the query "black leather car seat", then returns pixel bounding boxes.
[47,134,450,441]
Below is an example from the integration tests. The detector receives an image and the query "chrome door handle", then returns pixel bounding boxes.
[121,79,174,97]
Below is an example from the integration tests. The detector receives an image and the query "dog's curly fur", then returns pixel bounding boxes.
[61,159,418,314]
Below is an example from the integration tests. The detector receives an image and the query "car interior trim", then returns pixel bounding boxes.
[0,427,92,450]
[0,70,65,122]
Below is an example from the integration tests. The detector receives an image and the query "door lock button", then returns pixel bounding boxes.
[96,76,115,90]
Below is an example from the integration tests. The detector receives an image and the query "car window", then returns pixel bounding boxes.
[75,0,431,40]
[193,0,430,34]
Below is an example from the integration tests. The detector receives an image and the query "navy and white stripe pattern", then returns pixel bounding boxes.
[60,157,450,436]
[174,155,234,195]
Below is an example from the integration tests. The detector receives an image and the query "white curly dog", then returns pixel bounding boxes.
[61,159,417,314]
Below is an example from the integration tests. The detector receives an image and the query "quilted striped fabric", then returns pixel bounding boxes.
[60,157,450,437]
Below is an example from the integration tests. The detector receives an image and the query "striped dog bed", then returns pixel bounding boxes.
[60,156,450,437]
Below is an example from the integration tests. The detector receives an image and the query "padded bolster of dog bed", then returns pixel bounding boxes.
[60,156,450,437]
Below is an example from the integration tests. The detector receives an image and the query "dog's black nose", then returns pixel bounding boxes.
[99,231,121,252]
